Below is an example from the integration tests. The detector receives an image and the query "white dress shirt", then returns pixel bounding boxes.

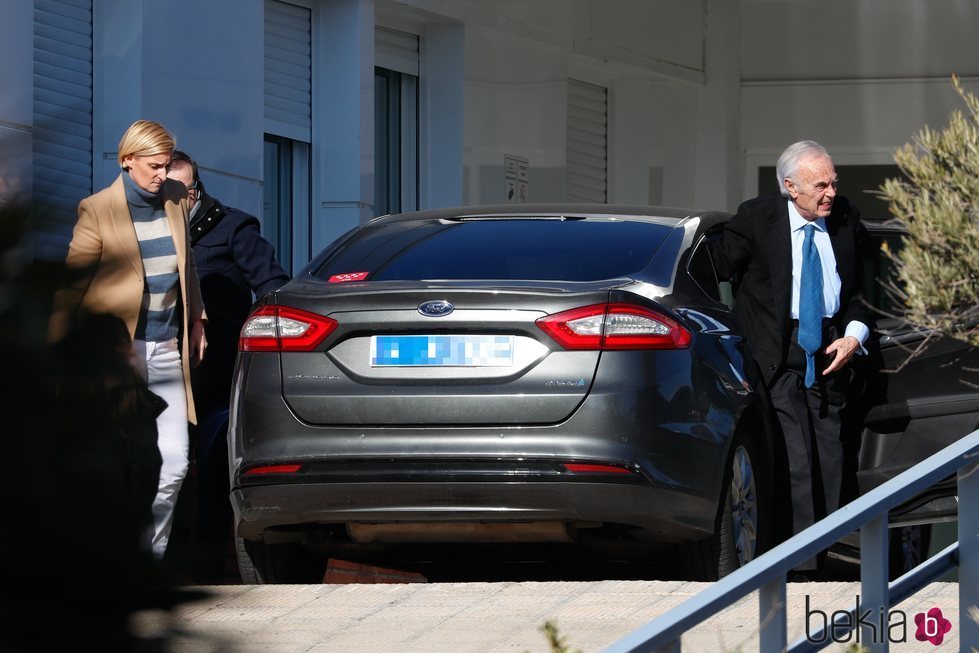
[787,200,869,348]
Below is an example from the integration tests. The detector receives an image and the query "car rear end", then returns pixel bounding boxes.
[229,206,746,578]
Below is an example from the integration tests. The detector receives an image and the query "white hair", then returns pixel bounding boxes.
[775,141,832,198]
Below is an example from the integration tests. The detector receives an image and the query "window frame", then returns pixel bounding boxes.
[686,230,733,309]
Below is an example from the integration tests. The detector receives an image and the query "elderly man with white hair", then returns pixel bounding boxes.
[712,140,872,578]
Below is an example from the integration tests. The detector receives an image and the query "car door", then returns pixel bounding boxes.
[854,220,979,520]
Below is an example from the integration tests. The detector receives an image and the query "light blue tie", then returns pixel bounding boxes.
[798,224,824,388]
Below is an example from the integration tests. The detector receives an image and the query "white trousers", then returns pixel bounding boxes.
[134,338,189,558]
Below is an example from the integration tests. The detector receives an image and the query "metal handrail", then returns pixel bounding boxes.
[604,428,979,653]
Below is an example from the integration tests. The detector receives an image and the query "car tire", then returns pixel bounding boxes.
[685,429,768,580]
[235,536,327,584]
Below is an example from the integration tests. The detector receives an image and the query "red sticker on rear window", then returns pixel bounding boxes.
[328,271,369,283]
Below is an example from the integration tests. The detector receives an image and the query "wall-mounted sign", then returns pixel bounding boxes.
[504,154,529,203]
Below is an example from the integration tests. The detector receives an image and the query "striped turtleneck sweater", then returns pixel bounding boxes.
[123,172,179,342]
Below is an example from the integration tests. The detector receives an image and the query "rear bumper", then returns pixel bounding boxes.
[232,478,715,543]
[229,345,753,547]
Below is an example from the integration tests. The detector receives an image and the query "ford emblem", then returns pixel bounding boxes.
[418,300,454,317]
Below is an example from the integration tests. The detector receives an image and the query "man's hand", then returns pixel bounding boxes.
[823,335,860,375]
[191,318,207,367]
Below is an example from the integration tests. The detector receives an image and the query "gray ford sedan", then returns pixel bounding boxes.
[229,204,771,582]
[228,204,979,583]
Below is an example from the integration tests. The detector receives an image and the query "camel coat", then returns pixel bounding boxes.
[49,174,207,424]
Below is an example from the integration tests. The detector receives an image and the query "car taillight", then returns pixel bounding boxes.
[239,306,338,352]
[536,303,691,350]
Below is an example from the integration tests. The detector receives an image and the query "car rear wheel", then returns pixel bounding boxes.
[684,429,768,580]
[236,536,327,584]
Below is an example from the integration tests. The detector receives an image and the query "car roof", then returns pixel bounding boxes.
[370,203,732,226]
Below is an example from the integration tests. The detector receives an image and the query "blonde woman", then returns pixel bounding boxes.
[50,119,207,557]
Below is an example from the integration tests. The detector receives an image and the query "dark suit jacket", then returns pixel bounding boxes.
[190,189,290,419]
[712,192,871,386]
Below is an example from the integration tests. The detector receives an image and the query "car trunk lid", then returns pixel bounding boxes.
[276,281,622,425]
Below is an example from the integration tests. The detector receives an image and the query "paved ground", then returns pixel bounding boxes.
[134,580,962,652]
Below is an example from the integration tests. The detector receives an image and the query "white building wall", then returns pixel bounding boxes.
[740,0,979,198]
[454,0,715,209]
[419,22,464,210]
[5,0,979,264]
[610,78,700,208]
[742,0,979,81]
[149,0,265,213]
[462,25,568,205]
[313,0,375,252]
[695,0,741,212]
[7,0,725,262]
[93,0,265,216]
[92,0,141,189]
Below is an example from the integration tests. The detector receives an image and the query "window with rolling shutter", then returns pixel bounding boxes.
[566,79,608,203]
[264,0,311,143]
[374,26,419,216]
[264,0,312,273]
[376,26,418,76]
[33,0,93,260]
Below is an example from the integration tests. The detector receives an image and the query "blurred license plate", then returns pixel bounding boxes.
[370,335,514,367]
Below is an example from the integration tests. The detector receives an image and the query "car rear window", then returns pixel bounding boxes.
[311,218,673,282]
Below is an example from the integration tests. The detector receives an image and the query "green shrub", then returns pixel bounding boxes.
[879,76,979,350]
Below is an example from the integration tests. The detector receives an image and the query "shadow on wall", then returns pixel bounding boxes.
[0,199,224,650]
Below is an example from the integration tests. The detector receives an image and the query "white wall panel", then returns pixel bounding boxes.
[463,25,567,205]
[743,0,979,81]
[419,21,464,210]
[137,0,264,214]
[589,0,704,72]
[740,78,979,198]
[313,0,375,252]
[610,78,700,208]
